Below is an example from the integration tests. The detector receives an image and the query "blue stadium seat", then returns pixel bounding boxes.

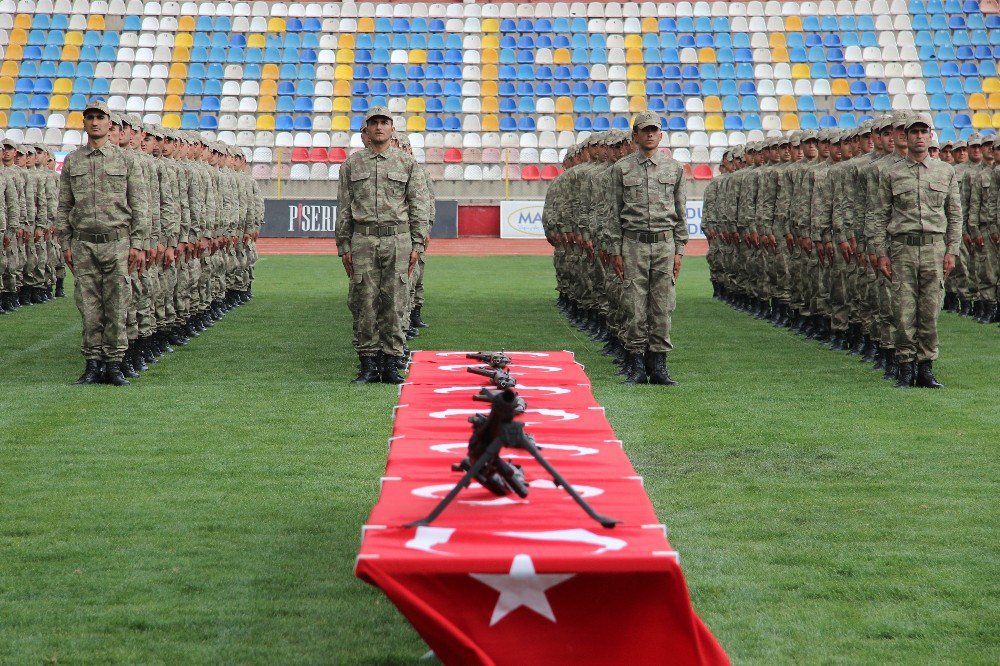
[443,66,461,81]
[679,35,696,48]
[803,16,820,31]
[736,63,754,78]
[949,93,967,109]
[740,96,759,111]
[72,78,90,94]
[15,79,33,94]
[351,97,369,113]
[29,94,48,110]
[293,116,312,130]
[743,114,762,130]
[199,115,218,130]
[499,117,517,132]
[91,78,109,95]
[677,17,695,31]
[934,111,952,128]
[573,97,591,113]
[799,96,816,111]
[663,48,680,63]
[667,116,686,131]
[180,113,199,129]
[648,98,666,112]
[34,78,53,94]
[681,65,699,79]
[835,97,854,111]
[275,115,294,131]
[664,82,682,96]
[593,116,611,131]
[723,116,743,130]
[27,112,46,128]
[830,64,848,78]
[574,116,592,131]
[682,82,701,95]
[660,34,678,48]
[702,80,720,96]
[667,97,685,112]
[799,114,819,130]
[819,115,838,128]
[722,95,740,112]
[960,62,979,76]
[941,62,960,77]
[611,117,631,130]
[355,50,373,64]
[499,49,516,64]
[425,98,443,113]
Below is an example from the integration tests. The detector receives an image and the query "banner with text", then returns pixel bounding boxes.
[501,200,705,240]
[261,199,459,238]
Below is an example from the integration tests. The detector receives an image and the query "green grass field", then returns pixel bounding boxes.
[1,255,997,664]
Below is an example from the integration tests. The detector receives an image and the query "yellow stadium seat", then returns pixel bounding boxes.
[168,64,187,80]
[267,17,286,32]
[785,16,803,31]
[247,34,265,48]
[481,81,498,96]
[482,35,499,49]
[992,112,1000,128]
[260,80,277,96]
[173,46,190,62]
[64,31,83,47]
[66,111,84,129]
[54,78,73,94]
[626,48,643,64]
[409,49,427,64]
[161,114,181,129]
[705,115,724,131]
[334,64,353,80]
[6,45,24,61]
[256,116,276,131]
[481,48,498,64]
[553,48,570,64]
[333,80,351,96]
[969,93,987,110]
[770,33,787,49]
[332,97,351,112]
[972,112,991,129]
[336,49,354,64]
[989,93,1000,110]
[481,115,499,132]
[704,96,722,112]
[407,116,426,132]
[555,97,573,113]
[14,14,32,29]
[556,115,574,131]
[481,96,499,113]
[983,78,1000,94]
[791,63,811,79]
[164,95,183,111]
[781,114,800,130]
[357,17,374,32]
[258,95,276,112]
[178,16,195,31]
[626,64,645,80]
[772,46,789,62]
[481,64,498,80]
[699,48,717,64]
[831,79,850,96]
[624,34,642,49]
[175,33,194,48]
[339,34,355,50]
[262,64,280,80]
[87,15,105,30]
[629,96,647,112]
[0,63,18,78]
[779,95,797,111]
[0,112,6,127]
[627,81,646,96]
[10,29,27,46]
[641,17,658,32]
[0,92,11,107]
[49,94,69,111]
[331,116,350,132]
[482,18,500,32]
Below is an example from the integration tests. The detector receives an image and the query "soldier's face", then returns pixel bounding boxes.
[130,131,143,149]
[928,147,939,159]
[365,117,393,145]
[953,148,967,163]
[906,126,930,157]
[108,125,120,144]
[940,149,952,163]
[802,140,818,158]
[118,126,131,146]
[992,146,1000,162]
[633,126,662,152]
[83,111,111,140]
[968,145,982,161]
[818,142,830,158]
[141,135,156,153]
[15,154,25,167]
[162,140,173,157]
[791,145,802,160]
[1,146,14,163]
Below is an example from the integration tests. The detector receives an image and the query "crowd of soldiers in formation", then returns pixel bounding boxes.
[16,99,266,385]
[702,111,998,388]
[0,140,64,313]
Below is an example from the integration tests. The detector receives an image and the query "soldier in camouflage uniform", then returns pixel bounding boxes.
[56,100,150,386]
[962,133,995,323]
[337,106,429,384]
[872,114,962,388]
[392,133,433,340]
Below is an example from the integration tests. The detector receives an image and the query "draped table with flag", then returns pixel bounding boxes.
[355,351,728,665]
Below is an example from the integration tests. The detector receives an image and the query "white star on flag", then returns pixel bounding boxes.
[470,554,575,626]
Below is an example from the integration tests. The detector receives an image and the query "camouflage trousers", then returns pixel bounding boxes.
[553,245,567,297]
[828,253,851,332]
[604,257,626,340]
[973,240,998,303]
[408,252,425,310]
[1,235,17,291]
[946,241,971,299]
[157,261,178,328]
[349,232,411,357]
[621,237,677,354]
[24,236,46,287]
[71,237,129,361]
[890,238,945,364]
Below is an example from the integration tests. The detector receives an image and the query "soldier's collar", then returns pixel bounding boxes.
[85,142,115,156]
[640,151,661,165]
[905,155,931,167]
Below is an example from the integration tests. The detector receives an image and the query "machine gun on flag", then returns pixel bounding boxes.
[466,350,516,389]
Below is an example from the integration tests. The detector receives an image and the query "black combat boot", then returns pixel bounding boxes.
[168,327,188,346]
[861,338,879,363]
[54,277,65,297]
[132,345,148,372]
[352,354,380,384]
[411,306,428,328]
[405,324,418,340]
[972,301,984,322]
[828,329,848,350]
[942,292,956,312]
[159,331,174,354]
[120,353,139,378]
[0,296,6,314]
[872,348,886,370]
[184,319,200,337]
[850,333,867,356]
[646,351,678,386]
[989,302,1000,323]
[624,352,649,385]
[915,361,944,388]
[959,299,973,316]
[104,362,130,386]
[380,354,405,384]
[143,336,161,363]
[882,350,899,381]
[74,360,104,385]
[894,361,915,388]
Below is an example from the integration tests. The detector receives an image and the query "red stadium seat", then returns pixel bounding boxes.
[309,148,329,162]
[540,165,561,180]
[444,148,463,163]
[328,148,347,163]
[291,147,310,162]
[693,164,714,180]
[521,165,541,180]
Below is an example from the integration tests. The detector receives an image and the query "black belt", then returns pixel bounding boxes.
[74,229,125,243]
[354,222,408,237]
[894,232,943,246]
[623,229,672,243]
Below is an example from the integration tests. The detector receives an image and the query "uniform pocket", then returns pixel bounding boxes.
[623,174,643,202]
[926,179,948,207]
[386,171,408,198]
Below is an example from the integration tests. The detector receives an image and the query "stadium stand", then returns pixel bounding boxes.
[0,0,997,197]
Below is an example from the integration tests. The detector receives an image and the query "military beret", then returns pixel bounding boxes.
[109,112,122,126]
[732,145,744,158]
[904,113,933,131]
[890,113,911,129]
[363,105,392,123]
[966,132,986,146]
[632,110,662,130]
[952,140,967,149]
[15,144,30,155]
[119,113,140,128]
[857,121,873,135]
[778,133,793,146]
[1,137,17,148]
[84,98,110,115]
[992,135,1000,148]
[940,139,954,149]
[395,133,411,148]
[928,137,939,149]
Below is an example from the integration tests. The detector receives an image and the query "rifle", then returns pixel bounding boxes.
[466,350,511,368]
[467,365,517,389]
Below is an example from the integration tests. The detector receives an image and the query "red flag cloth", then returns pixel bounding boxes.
[356,351,728,666]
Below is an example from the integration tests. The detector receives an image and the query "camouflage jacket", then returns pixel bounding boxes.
[606,151,688,254]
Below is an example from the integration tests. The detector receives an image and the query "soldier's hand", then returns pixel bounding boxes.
[584,239,594,259]
[943,253,956,279]
[963,233,972,250]
[341,252,353,278]
[164,246,175,268]
[408,250,419,276]
[35,228,44,241]
[128,248,143,274]
[877,256,892,279]
[801,237,812,254]
[673,254,683,281]
[786,234,794,251]
[612,255,624,281]
[839,241,852,262]
[64,248,73,272]
[992,232,1000,246]
[974,235,984,249]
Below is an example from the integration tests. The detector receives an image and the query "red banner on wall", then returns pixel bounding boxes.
[356,351,728,666]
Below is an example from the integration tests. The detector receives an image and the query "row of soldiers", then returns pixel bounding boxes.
[542,113,690,386]
[55,99,265,385]
[1,139,65,312]
[702,111,988,388]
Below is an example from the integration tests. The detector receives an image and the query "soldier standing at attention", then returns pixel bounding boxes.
[606,111,688,386]
[872,114,962,389]
[56,100,149,386]
[337,106,429,384]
